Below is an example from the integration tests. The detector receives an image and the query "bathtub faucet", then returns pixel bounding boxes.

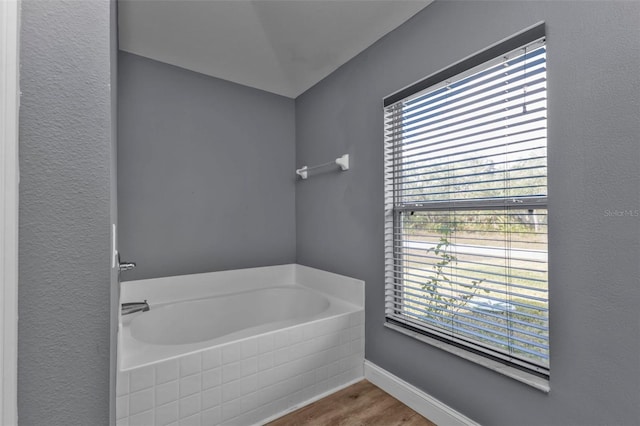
[122,300,150,315]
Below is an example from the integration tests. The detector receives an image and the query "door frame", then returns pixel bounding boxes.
[0,0,20,424]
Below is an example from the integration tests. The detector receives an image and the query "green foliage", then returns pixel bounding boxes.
[421,223,488,318]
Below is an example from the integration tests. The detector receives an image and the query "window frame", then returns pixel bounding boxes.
[383,22,550,387]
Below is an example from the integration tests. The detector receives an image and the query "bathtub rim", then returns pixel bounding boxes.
[120,263,364,308]
[118,264,365,371]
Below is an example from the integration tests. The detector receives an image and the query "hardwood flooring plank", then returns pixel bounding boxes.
[267,380,436,426]
[271,381,382,426]
[403,413,437,426]
[319,389,399,426]
[352,400,430,426]
[267,383,347,425]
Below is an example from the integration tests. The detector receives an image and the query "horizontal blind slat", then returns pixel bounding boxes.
[401,55,546,119]
[390,295,548,341]
[402,46,547,110]
[391,81,547,135]
[389,276,549,312]
[387,290,548,327]
[392,302,549,352]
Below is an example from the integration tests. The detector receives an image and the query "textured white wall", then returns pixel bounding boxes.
[19,0,114,424]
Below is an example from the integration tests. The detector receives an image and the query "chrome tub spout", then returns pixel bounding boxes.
[122,300,150,315]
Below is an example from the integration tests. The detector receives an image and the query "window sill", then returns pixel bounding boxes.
[384,322,550,393]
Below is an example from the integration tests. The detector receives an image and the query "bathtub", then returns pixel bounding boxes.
[116,264,364,426]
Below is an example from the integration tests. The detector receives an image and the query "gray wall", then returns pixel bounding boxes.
[19,0,114,424]
[118,52,296,281]
[296,1,640,425]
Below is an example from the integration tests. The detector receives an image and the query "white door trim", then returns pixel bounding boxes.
[0,0,20,424]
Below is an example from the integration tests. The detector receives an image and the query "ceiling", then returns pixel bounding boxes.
[118,0,433,98]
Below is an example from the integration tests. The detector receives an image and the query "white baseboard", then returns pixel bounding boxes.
[364,361,480,426]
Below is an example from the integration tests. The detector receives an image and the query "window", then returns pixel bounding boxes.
[384,24,549,378]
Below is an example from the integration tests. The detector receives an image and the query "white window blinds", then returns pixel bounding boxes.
[384,29,548,376]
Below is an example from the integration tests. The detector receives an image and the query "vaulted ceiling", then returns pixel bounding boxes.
[118,0,433,98]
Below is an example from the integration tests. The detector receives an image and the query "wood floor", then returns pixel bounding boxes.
[267,380,436,426]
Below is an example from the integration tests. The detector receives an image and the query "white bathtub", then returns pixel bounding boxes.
[116,264,364,426]
[131,287,330,345]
